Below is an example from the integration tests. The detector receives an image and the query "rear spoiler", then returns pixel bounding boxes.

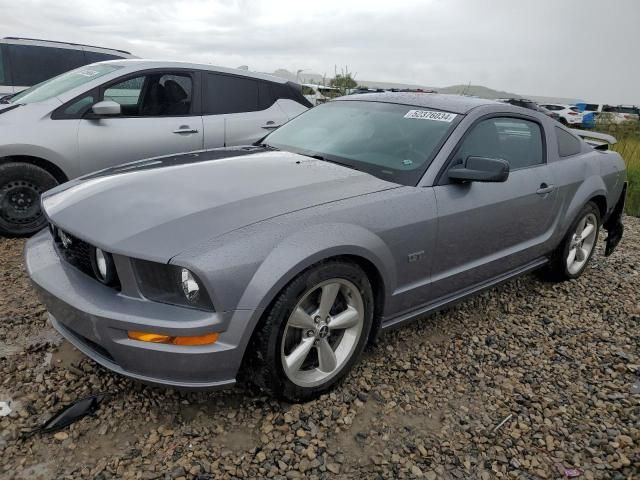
[570,129,617,150]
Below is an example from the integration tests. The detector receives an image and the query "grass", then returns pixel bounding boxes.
[586,119,640,217]
[609,134,640,217]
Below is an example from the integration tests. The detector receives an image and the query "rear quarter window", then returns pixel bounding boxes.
[204,73,259,115]
[556,127,582,157]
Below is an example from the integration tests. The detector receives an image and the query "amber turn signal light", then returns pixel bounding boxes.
[128,331,219,346]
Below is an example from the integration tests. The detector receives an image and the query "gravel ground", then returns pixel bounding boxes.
[1,218,639,480]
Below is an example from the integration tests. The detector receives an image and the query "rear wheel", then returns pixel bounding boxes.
[0,162,58,237]
[542,202,600,281]
[249,260,373,402]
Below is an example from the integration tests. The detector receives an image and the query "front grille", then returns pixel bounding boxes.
[54,231,94,276]
[51,224,120,289]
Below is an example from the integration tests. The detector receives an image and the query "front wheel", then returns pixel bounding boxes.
[543,202,600,281]
[249,260,374,402]
[0,162,58,237]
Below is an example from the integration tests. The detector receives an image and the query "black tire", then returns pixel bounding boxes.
[247,260,374,402]
[0,162,58,237]
[541,202,600,281]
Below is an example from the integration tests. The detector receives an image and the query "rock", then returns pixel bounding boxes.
[411,465,423,477]
[3,216,640,480]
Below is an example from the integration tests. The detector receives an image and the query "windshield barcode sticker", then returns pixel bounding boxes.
[404,110,457,122]
[75,70,100,77]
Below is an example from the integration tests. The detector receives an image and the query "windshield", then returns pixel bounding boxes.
[10,64,121,105]
[264,100,460,185]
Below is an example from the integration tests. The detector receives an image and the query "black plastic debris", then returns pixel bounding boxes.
[40,394,105,433]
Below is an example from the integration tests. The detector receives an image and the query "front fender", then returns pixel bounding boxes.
[237,222,396,312]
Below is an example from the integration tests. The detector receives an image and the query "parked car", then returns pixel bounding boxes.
[497,98,560,121]
[0,60,311,236]
[540,103,584,126]
[0,37,135,99]
[536,104,561,122]
[603,105,640,123]
[25,93,627,401]
[301,84,340,105]
[575,103,640,127]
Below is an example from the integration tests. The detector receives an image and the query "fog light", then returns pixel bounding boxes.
[128,331,219,346]
[95,248,108,279]
[181,268,200,302]
[91,247,117,286]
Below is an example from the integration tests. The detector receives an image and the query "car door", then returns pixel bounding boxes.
[430,115,558,300]
[77,70,203,175]
[201,72,289,148]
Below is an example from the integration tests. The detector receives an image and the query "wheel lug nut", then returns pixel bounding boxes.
[314,316,321,324]
[306,330,315,337]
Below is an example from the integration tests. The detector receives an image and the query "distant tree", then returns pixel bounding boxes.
[330,66,358,94]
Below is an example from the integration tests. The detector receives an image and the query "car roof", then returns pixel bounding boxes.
[1,37,133,56]
[104,59,290,84]
[336,92,498,114]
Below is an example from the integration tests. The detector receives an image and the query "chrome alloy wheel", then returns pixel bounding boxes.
[281,279,364,388]
[567,212,598,275]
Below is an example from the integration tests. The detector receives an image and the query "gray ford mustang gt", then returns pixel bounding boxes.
[25,93,627,401]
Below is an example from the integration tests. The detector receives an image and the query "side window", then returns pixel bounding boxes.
[257,81,276,110]
[103,73,193,116]
[84,51,122,63]
[63,94,95,116]
[0,46,5,85]
[456,117,544,170]
[7,44,85,86]
[556,127,582,157]
[204,73,259,115]
[104,76,144,106]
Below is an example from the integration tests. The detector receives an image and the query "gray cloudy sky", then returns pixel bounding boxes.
[1,0,638,103]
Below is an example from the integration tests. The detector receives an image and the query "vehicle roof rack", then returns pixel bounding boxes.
[2,37,131,55]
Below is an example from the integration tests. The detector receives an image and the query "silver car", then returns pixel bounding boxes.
[0,60,311,236]
[0,36,135,99]
[25,93,627,402]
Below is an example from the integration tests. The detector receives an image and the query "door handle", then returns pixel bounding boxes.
[173,126,199,134]
[536,183,555,195]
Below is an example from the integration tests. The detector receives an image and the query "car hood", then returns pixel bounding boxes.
[43,148,400,262]
[0,100,60,124]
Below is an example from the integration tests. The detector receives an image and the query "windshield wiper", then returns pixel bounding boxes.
[258,143,280,151]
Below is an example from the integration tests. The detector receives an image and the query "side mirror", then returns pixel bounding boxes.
[448,156,510,183]
[91,100,121,116]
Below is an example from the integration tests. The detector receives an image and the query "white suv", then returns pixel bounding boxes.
[0,37,135,98]
[0,60,311,236]
[540,103,584,126]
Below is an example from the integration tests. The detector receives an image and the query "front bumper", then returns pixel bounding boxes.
[25,230,257,390]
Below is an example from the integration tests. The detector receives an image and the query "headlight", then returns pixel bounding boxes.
[91,247,118,286]
[133,259,214,311]
[181,268,200,302]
